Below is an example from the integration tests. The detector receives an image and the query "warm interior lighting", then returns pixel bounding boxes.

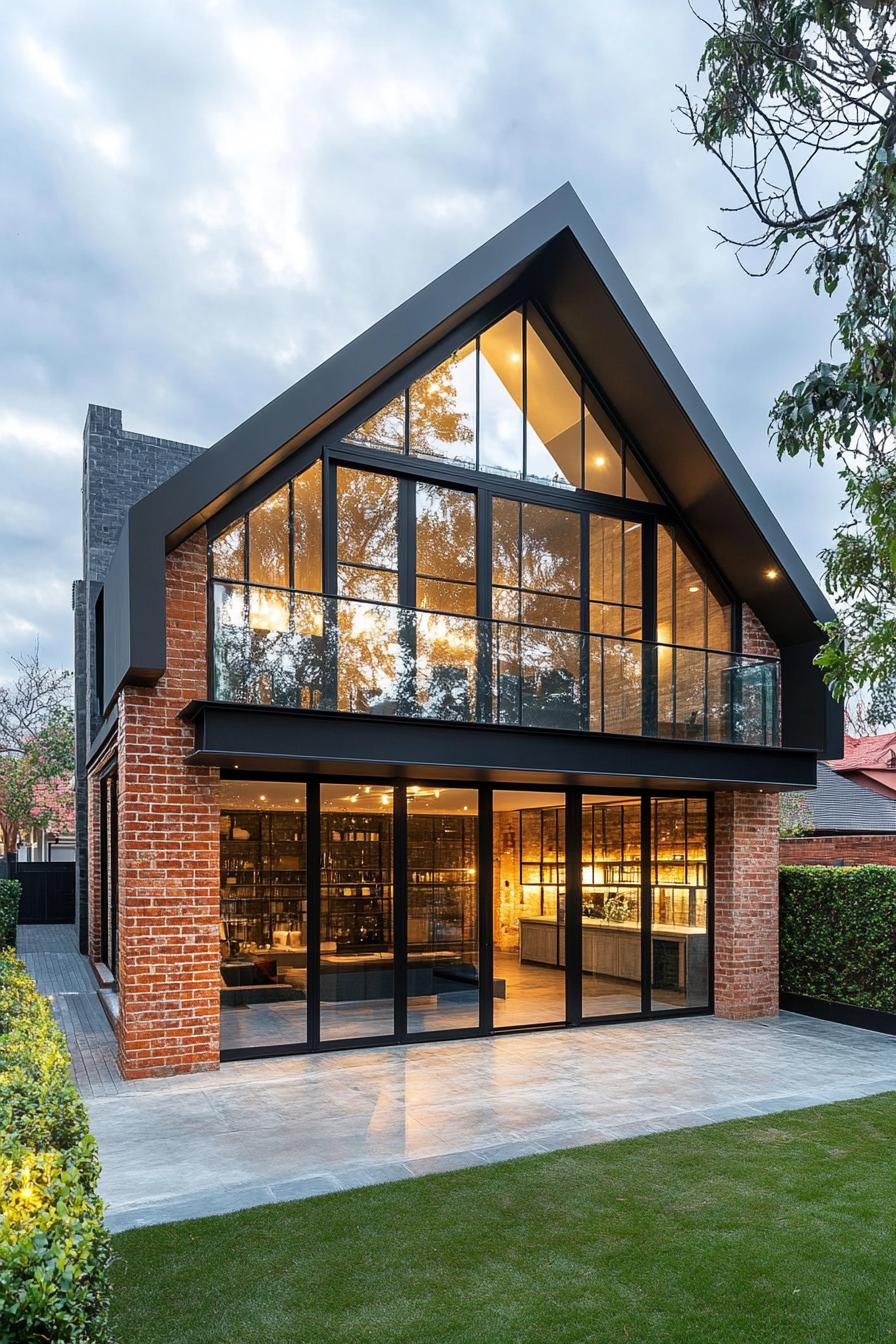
[688,584,700,593]
[765,568,779,580]
[593,454,606,467]
[509,351,520,363]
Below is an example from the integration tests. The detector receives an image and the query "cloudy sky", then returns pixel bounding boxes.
[0,0,843,679]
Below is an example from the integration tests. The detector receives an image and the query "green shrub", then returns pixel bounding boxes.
[780,865,896,1013]
[0,879,20,948]
[0,949,111,1342]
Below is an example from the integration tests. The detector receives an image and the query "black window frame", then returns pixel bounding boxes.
[217,774,714,1063]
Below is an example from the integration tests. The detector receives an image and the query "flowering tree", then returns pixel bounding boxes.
[0,651,74,855]
[29,775,76,838]
[780,792,815,838]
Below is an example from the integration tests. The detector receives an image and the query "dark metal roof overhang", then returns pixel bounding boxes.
[181,701,818,793]
[101,182,842,758]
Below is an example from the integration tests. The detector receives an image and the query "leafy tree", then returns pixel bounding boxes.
[679,2,896,716]
[0,651,74,855]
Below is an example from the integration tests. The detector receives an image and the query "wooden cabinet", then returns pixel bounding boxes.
[519,918,707,1003]
[616,933,642,982]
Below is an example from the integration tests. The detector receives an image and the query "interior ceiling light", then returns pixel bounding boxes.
[594,454,606,467]
[509,351,520,363]
[688,584,700,593]
[765,568,779,580]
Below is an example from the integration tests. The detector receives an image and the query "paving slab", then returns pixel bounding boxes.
[18,924,896,1233]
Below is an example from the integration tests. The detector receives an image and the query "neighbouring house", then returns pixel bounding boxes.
[72,185,840,1080]
[780,761,896,867]
[16,824,75,864]
[825,731,896,799]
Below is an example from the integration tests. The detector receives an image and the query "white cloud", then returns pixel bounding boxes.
[19,33,82,100]
[0,411,80,461]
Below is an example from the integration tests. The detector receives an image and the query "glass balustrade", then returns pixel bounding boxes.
[211,581,780,747]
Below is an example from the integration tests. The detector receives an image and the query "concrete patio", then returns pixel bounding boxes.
[21,925,896,1234]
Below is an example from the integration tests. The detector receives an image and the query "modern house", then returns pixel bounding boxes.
[73,185,840,1079]
[826,731,896,799]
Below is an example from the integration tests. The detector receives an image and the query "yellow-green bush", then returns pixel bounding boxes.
[0,949,111,1342]
[0,879,19,948]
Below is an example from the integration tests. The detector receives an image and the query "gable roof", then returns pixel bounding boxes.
[805,762,896,833]
[99,182,840,755]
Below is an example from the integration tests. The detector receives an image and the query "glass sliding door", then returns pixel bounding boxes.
[407,787,480,1034]
[219,780,308,1053]
[581,794,643,1018]
[651,797,710,1011]
[492,790,566,1028]
[319,784,395,1041]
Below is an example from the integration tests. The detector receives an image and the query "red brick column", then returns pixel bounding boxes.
[116,530,220,1079]
[713,790,780,1018]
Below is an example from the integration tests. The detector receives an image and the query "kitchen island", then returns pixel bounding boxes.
[518,915,708,1006]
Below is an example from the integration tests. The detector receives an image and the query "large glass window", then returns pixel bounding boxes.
[248,485,289,588]
[217,782,714,1060]
[416,483,476,615]
[657,526,734,741]
[343,302,657,501]
[525,315,582,489]
[409,343,476,469]
[407,787,479,1034]
[582,795,642,1018]
[657,526,731,651]
[336,466,399,602]
[492,499,582,730]
[493,790,566,1028]
[492,498,581,629]
[320,784,395,1041]
[479,309,524,478]
[651,797,709,1011]
[347,392,405,453]
[219,781,308,1053]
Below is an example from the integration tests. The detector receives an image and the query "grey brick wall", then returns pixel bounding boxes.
[73,405,205,952]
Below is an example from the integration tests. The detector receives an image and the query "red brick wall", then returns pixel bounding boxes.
[86,766,104,964]
[714,790,780,1018]
[114,530,220,1079]
[781,833,896,866]
[741,605,779,660]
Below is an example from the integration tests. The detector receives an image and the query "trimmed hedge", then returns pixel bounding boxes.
[0,950,112,1342]
[780,865,896,1013]
[0,878,19,948]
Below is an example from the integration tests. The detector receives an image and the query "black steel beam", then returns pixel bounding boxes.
[182,701,817,792]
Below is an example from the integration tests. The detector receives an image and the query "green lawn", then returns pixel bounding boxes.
[111,1094,896,1344]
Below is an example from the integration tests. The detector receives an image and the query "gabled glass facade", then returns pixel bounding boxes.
[208,302,780,748]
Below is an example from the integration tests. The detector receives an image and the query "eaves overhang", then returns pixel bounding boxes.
[181,701,819,794]
[101,182,840,755]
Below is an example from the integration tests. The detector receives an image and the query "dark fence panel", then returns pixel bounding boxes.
[780,991,896,1037]
[12,862,76,924]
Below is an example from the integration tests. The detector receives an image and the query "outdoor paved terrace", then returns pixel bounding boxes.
[20,925,896,1234]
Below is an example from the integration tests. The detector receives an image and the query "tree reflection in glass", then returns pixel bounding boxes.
[409,344,476,468]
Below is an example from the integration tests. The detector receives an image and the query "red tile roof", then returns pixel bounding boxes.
[827,731,896,771]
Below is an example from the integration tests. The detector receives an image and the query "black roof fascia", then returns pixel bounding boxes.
[182,702,818,793]
[100,182,840,755]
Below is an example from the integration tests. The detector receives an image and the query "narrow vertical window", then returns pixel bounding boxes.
[479,309,524,478]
